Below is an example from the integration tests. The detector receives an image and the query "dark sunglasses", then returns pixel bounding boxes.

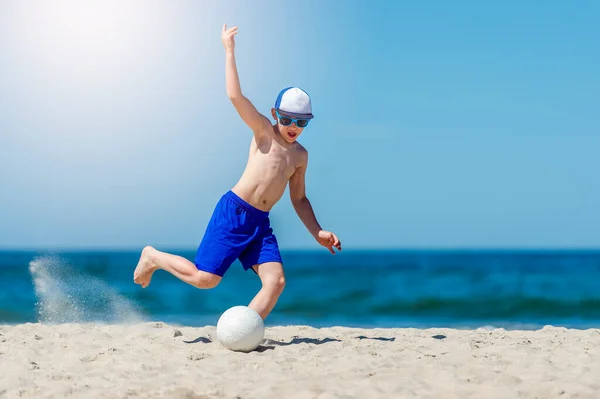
[276,110,310,128]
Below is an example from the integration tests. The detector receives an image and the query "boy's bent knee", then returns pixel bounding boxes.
[253,262,285,293]
[264,274,285,293]
[192,271,221,289]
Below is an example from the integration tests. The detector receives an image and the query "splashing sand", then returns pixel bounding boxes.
[29,255,146,324]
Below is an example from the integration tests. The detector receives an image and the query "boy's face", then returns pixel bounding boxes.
[271,108,309,143]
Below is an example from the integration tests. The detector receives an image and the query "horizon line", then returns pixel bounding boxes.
[1,246,599,253]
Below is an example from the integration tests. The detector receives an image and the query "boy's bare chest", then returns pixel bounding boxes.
[254,142,299,177]
[267,144,297,173]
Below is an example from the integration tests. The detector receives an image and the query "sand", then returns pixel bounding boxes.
[1,322,600,398]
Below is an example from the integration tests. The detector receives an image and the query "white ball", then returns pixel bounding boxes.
[216,306,265,352]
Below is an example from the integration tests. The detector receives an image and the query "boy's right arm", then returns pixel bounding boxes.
[222,25,271,136]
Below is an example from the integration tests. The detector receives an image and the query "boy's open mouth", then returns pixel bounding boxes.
[287,132,297,138]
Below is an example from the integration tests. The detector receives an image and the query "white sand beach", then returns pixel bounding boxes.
[1,322,599,398]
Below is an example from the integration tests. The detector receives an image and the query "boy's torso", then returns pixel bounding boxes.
[231,126,306,212]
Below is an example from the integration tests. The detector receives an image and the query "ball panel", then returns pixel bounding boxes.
[216,306,265,352]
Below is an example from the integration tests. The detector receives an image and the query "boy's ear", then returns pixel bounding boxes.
[271,108,277,120]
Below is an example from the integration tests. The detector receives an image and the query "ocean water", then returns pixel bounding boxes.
[1,249,600,330]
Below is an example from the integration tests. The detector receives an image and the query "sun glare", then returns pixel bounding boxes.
[12,1,177,87]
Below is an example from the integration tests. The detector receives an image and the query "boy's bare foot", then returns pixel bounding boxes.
[133,246,158,288]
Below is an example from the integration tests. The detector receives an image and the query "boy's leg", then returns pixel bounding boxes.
[248,261,285,320]
[134,246,221,289]
[134,191,250,289]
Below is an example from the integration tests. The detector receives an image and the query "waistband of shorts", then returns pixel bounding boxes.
[223,190,269,218]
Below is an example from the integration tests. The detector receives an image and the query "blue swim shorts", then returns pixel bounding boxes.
[194,190,283,277]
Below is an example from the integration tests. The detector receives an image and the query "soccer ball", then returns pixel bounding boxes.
[216,306,265,352]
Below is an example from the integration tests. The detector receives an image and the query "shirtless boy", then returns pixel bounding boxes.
[133,24,341,320]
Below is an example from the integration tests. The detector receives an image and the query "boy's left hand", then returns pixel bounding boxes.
[316,230,342,254]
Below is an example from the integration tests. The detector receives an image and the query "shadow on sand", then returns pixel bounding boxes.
[183,334,396,352]
[183,336,212,344]
[355,335,396,342]
[183,335,342,351]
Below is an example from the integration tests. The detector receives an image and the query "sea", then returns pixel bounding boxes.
[1,249,600,330]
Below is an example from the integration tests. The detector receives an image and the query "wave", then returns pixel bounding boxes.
[277,295,600,320]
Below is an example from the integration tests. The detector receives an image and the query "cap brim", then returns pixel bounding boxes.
[277,109,314,119]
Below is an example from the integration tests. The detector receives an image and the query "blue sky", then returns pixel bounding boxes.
[1,0,598,250]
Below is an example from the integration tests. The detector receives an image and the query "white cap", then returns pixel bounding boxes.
[274,87,314,119]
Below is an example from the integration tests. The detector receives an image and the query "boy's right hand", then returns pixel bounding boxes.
[222,24,238,53]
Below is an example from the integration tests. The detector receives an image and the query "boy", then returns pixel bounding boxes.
[133,24,341,321]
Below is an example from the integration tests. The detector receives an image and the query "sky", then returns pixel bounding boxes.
[0,0,599,250]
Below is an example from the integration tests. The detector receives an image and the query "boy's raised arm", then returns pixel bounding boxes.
[222,24,270,135]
